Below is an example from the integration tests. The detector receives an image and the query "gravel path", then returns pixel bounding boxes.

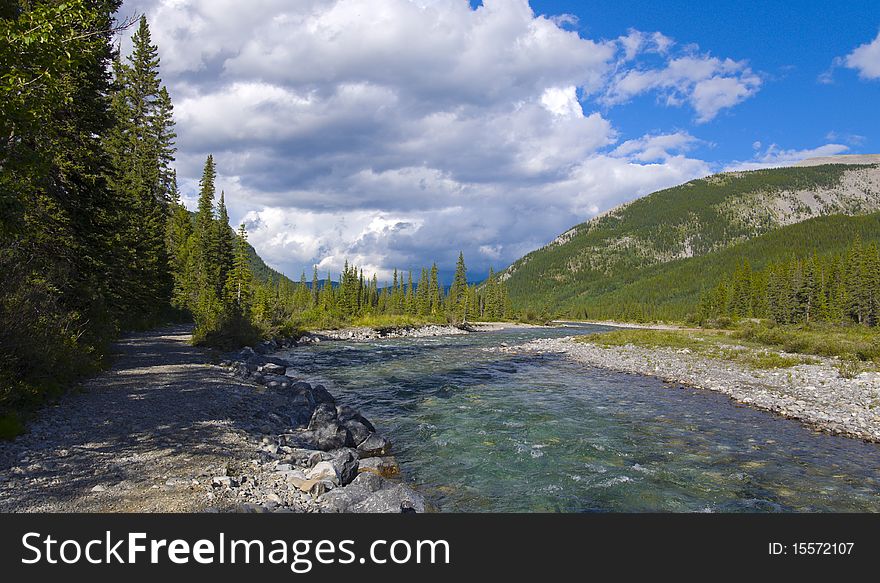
[0,325,299,512]
[501,336,880,442]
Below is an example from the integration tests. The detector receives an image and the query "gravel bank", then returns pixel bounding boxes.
[299,324,469,343]
[500,336,880,442]
[0,324,423,513]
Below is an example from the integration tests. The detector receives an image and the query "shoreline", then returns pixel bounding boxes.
[0,325,425,513]
[290,321,544,345]
[501,336,880,443]
[552,319,693,331]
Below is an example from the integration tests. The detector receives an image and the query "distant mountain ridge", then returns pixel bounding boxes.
[503,160,880,317]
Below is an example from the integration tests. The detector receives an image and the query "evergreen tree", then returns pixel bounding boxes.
[215,191,235,298]
[448,252,468,322]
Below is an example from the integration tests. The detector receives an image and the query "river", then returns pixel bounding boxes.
[277,324,880,512]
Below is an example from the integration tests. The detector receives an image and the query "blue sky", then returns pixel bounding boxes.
[528,0,880,163]
[120,0,879,283]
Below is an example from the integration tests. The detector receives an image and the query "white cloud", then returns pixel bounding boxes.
[611,131,701,162]
[725,143,849,171]
[844,30,880,80]
[118,0,758,279]
[604,54,761,122]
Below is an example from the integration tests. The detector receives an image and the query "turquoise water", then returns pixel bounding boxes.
[277,325,880,512]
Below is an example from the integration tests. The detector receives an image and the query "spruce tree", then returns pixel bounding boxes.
[215,191,235,299]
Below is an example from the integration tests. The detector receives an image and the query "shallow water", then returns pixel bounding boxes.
[277,325,880,512]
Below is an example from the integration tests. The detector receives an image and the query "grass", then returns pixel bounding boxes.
[732,323,880,362]
[575,328,817,370]
[351,313,446,329]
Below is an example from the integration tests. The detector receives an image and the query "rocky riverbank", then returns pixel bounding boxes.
[500,336,880,442]
[0,325,424,513]
[221,346,425,512]
[298,324,470,343]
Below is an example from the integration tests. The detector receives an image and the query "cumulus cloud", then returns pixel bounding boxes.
[118,0,761,280]
[724,143,849,171]
[603,53,761,122]
[843,30,880,80]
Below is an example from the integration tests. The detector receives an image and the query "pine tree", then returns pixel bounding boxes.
[448,252,468,322]
[215,191,235,299]
[227,224,253,314]
[193,155,217,299]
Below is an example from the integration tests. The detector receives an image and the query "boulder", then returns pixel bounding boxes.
[326,448,359,486]
[357,433,391,458]
[337,405,375,446]
[311,384,335,404]
[309,402,338,428]
[260,363,286,376]
[306,460,340,484]
[320,473,424,513]
[320,472,385,512]
[350,484,425,513]
[357,456,400,479]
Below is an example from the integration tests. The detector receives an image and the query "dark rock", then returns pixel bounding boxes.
[337,405,375,446]
[326,448,359,486]
[357,433,391,458]
[344,419,374,447]
[312,384,335,404]
[309,402,338,427]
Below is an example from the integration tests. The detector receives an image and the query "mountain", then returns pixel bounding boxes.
[243,239,293,287]
[503,159,880,318]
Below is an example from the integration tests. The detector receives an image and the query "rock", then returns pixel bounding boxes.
[343,418,374,447]
[311,384,335,404]
[337,405,375,446]
[351,484,425,513]
[290,381,312,392]
[320,473,424,513]
[260,363,286,376]
[309,402,338,428]
[357,433,391,458]
[320,472,385,512]
[212,476,237,488]
[286,424,351,451]
[90,485,107,493]
[357,456,400,479]
[306,461,340,484]
[326,448,359,485]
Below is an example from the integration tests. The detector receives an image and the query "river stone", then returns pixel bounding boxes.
[260,363,286,376]
[311,384,335,405]
[350,484,425,513]
[326,448,359,485]
[357,434,391,458]
[357,456,400,479]
[309,402,338,428]
[289,424,351,451]
[320,472,385,512]
[306,461,340,484]
[337,406,375,445]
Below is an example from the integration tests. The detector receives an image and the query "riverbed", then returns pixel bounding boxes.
[276,324,880,512]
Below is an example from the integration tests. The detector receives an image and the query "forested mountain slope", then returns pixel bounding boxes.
[564,212,880,321]
[503,161,880,316]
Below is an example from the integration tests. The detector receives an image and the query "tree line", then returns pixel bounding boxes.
[699,237,880,326]
[0,4,513,430]
[260,252,514,327]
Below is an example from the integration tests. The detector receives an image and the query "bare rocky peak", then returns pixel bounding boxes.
[793,154,880,167]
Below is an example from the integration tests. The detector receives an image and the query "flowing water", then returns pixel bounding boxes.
[277,324,880,512]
